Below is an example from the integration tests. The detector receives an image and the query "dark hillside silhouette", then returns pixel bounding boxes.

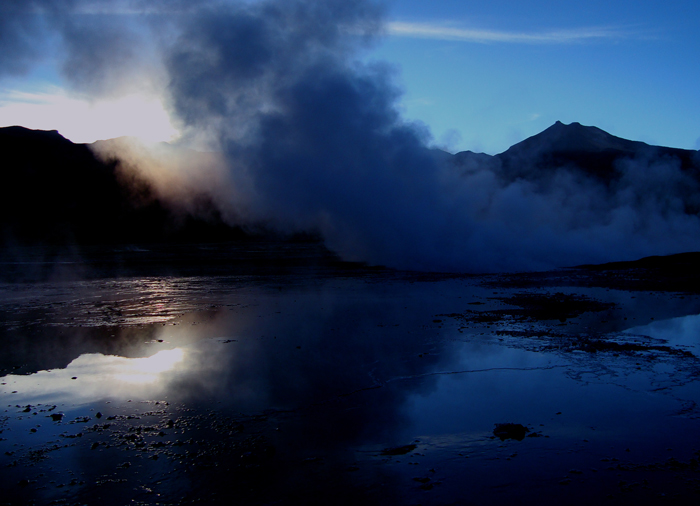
[453,121,700,186]
[0,126,247,246]
[2,122,699,271]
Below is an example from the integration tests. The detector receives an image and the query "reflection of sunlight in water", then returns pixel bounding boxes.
[0,348,187,405]
[113,349,185,383]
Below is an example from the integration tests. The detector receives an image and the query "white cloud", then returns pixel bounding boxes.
[387,22,632,44]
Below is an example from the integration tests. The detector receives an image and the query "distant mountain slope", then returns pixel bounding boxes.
[0,126,246,246]
[453,121,700,185]
[3,122,700,263]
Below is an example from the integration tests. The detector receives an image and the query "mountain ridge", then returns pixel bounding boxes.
[2,122,700,253]
[0,125,249,246]
[452,121,700,184]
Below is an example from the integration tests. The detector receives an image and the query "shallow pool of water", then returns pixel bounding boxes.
[1,271,699,505]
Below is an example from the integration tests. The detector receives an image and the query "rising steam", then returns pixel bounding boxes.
[3,0,700,272]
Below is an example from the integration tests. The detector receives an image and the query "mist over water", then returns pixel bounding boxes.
[4,0,700,272]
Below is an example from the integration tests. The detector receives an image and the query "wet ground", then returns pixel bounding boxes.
[1,243,699,505]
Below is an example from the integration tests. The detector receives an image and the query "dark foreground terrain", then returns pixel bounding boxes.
[1,243,700,505]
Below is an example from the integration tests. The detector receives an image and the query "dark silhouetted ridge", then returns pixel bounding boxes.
[506,120,645,156]
[0,126,249,246]
[452,121,700,185]
[577,251,700,273]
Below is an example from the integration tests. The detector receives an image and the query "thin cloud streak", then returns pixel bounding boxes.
[387,21,633,44]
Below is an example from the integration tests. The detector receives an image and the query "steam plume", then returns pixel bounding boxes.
[3,0,700,272]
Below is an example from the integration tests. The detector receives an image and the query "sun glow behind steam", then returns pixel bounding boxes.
[0,88,179,144]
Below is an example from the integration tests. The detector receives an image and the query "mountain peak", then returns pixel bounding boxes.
[503,121,644,158]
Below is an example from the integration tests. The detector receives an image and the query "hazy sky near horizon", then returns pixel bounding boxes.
[0,0,698,154]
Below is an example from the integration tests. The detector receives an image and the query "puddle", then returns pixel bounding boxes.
[1,272,700,505]
[1,348,186,406]
[623,313,700,353]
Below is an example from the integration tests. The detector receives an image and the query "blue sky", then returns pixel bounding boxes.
[0,0,698,154]
[370,0,700,153]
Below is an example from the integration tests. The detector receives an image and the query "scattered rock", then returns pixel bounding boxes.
[493,423,529,441]
[381,444,417,456]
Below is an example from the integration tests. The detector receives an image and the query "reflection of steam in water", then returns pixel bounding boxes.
[112,348,185,383]
[2,274,700,504]
[0,348,187,406]
[1,276,479,452]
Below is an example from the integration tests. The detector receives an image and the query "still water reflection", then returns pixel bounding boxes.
[623,313,700,353]
[1,274,700,505]
[2,348,186,406]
